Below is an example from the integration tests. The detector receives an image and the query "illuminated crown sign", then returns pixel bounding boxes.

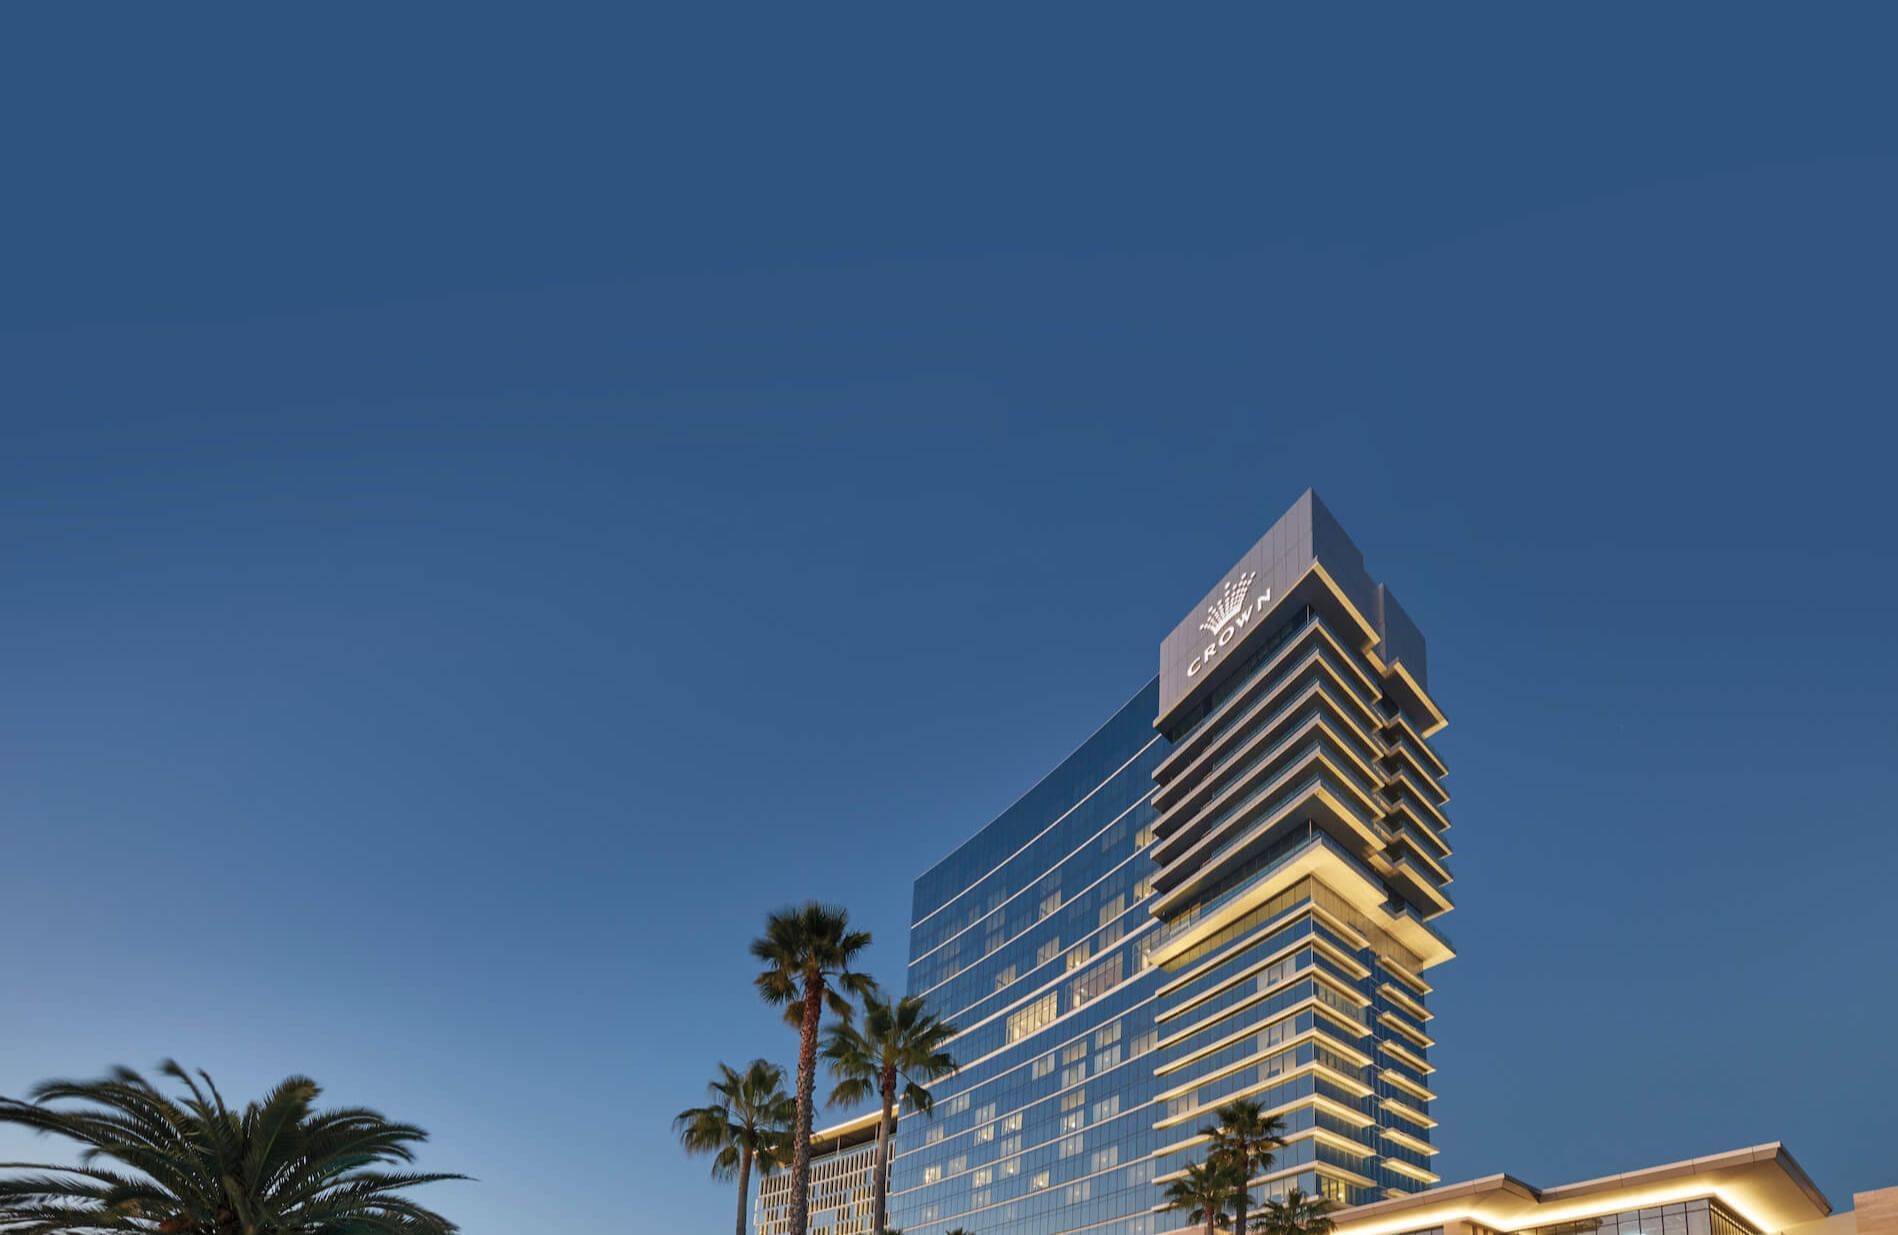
[1198,570,1258,636]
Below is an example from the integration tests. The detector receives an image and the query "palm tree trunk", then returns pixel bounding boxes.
[872,1064,897,1235]
[1235,1185,1248,1235]
[1205,1203,1218,1235]
[734,1146,752,1235]
[788,975,825,1235]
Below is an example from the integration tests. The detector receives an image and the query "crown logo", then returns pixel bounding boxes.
[1198,571,1257,636]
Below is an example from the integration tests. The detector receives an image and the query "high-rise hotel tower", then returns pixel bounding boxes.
[888,491,1455,1235]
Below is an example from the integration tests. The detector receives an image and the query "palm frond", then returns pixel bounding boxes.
[0,1064,462,1235]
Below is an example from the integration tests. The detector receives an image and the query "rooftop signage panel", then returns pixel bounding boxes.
[1158,489,1387,725]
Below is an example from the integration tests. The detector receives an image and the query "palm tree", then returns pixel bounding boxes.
[1202,1098,1286,1235]
[751,903,874,1235]
[0,1060,463,1235]
[675,1059,796,1235]
[822,989,960,1235]
[1257,1188,1336,1235]
[1163,1158,1241,1235]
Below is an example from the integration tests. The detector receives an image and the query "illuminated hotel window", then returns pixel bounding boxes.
[1523,1198,1746,1235]
[1006,992,1058,1044]
[1070,953,1124,1007]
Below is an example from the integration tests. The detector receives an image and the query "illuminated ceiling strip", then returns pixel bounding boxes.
[1383,1157,1442,1184]
[1378,1068,1438,1104]
[1379,1096,1437,1128]
[1378,1124,1440,1156]
[1387,659,1448,737]
[1377,1038,1434,1075]
[1379,711,1448,776]
[1378,1010,1436,1049]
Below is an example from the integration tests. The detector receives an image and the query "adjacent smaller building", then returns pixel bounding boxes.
[756,1112,883,1235]
[1158,1144,1893,1235]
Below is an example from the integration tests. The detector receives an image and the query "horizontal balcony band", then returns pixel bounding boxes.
[1377,1038,1434,1075]
[1157,901,1369,1001]
[1378,955,1433,998]
[1152,1059,1376,1131]
[1380,738,1449,800]
[1383,657,1448,739]
[1152,771,1390,913]
[1381,1123,1434,1153]
[1155,1025,1372,1103]
[1382,796,1451,843]
[1379,1069,1437,1105]
[1378,1010,1436,1049]
[1150,1091,1374,1166]
[1157,927,1370,1025]
[1154,994,1372,1079]
[1384,768,1453,831]
[1154,718,1388,868]
[1388,855,1455,918]
[1378,712,1448,776]
[1378,983,1432,1022]
[1156,561,1388,735]
[1154,670,1388,827]
[1380,1095,1437,1129]
[1156,964,1370,1053]
[1383,1156,1443,1184]
[1156,613,1385,785]
[1147,834,1456,972]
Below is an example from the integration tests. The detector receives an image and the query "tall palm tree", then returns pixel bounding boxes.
[1163,1158,1241,1235]
[822,989,960,1235]
[1257,1188,1336,1235]
[674,1059,796,1235]
[0,1060,463,1235]
[1202,1098,1286,1235]
[751,903,874,1235]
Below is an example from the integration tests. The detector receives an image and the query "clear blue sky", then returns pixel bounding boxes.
[2,9,1895,1234]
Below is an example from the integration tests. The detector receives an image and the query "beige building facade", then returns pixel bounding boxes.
[756,1111,883,1235]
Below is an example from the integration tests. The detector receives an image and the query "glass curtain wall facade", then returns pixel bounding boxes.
[890,491,1456,1235]
[891,683,1170,1235]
